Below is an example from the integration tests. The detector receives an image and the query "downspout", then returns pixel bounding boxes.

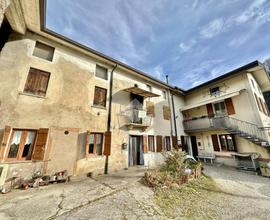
[171,92,178,138]
[165,75,174,136]
[104,63,118,174]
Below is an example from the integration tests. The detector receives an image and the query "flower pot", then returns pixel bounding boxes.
[260,167,270,177]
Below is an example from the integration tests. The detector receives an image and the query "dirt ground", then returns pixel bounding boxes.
[0,165,269,220]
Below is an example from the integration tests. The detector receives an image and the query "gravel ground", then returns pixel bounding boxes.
[202,165,270,220]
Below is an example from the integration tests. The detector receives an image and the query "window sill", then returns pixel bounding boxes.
[19,92,47,99]
[1,160,44,165]
[91,105,107,110]
[86,154,105,159]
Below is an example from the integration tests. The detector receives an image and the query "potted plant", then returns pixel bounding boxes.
[260,163,270,177]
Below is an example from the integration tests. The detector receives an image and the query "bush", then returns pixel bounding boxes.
[143,149,202,188]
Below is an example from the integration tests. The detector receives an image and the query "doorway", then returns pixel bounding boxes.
[190,136,198,159]
[129,135,144,166]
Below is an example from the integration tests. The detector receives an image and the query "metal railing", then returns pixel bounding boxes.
[183,115,268,142]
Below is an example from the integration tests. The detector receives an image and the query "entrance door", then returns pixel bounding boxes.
[190,136,198,159]
[129,135,144,166]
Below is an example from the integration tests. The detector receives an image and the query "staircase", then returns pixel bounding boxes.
[211,116,270,147]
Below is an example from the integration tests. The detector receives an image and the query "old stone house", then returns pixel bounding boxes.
[0,0,270,185]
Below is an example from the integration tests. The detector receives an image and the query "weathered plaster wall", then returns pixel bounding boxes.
[191,129,270,165]
[0,31,186,177]
[0,0,10,27]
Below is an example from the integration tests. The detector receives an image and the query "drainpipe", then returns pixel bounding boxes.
[171,91,178,138]
[104,63,117,175]
[165,75,174,136]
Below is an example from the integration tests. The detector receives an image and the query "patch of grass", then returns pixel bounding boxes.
[154,175,222,219]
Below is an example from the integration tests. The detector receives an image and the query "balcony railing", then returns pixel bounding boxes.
[183,115,268,143]
[120,108,152,130]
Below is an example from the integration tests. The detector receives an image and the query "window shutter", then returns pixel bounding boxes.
[94,87,107,107]
[143,135,148,153]
[172,136,178,149]
[32,128,49,161]
[0,126,12,161]
[156,135,162,152]
[103,131,111,156]
[146,101,155,117]
[24,68,50,96]
[206,104,214,117]
[211,134,220,152]
[85,130,90,156]
[24,69,36,94]
[163,106,171,120]
[224,98,235,115]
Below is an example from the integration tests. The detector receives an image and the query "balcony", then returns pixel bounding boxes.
[183,115,269,147]
[120,108,152,130]
[183,116,215,132]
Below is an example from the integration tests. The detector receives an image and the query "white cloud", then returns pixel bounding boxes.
[235,0,270,25]
[228,35,250,47]
[152,65,164,81]
[178,39,197,52]
[200,18,226,39]
[192,0,199,10]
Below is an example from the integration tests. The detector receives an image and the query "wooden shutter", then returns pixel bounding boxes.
[156,135,162,152]
[103,131,111,156]
[146,101,155,117]
[32,128,49,161]
[206,104,214,117]
[224,98,235,115]
[24,68,50,96]
[163,106,171,120]
[143,135,148,153]
[172,136,178,149]
[0,126,12,161]
[211,134,220,152]
[94,87,107,107]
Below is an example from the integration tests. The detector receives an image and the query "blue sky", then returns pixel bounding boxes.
[46,0,270,90]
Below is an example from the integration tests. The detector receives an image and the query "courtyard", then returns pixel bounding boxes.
[0,165,269,220]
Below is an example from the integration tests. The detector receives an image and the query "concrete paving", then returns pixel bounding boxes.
[0,166,166,220]
[1,165,270,220]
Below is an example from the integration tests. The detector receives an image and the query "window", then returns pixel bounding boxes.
[213,101,227,116]
[95,65,108,80]
[6,129,37,160]
[218,134,236,151]
[254,93,263,112]
[146,85,152,92]
[87,133,103,155]
[162,90,167,99]
[93,86,107,107]
[33,41,55,61]
[165,136,171,151]
[210,87,220,96]
[148,136,155,152]
[24,68,50,97]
